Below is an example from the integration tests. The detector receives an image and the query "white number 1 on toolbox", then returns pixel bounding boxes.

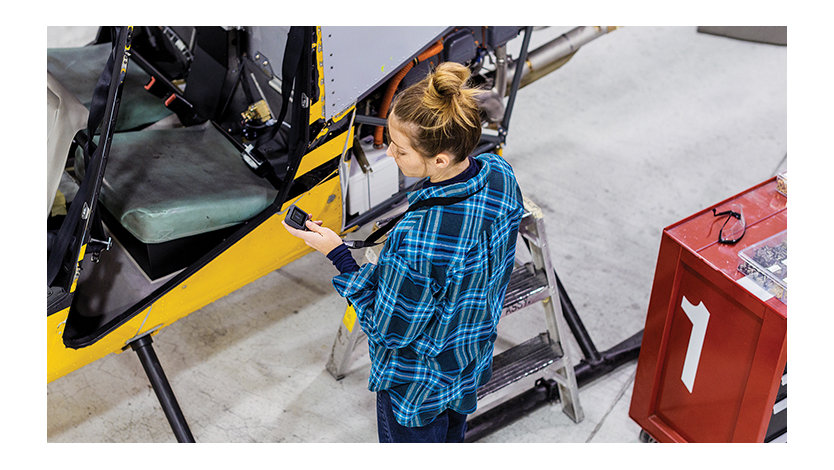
[680,297,710,393]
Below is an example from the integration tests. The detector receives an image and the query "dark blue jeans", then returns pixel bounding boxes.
[376,390,468,443]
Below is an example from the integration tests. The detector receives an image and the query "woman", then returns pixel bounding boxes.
[283,62,524,442]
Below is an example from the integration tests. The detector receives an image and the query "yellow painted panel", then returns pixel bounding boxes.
[47,308,70,382]
[342,304,357,332]
[309,101,323,125]
[294,128,353,178]
[47,305,157,383]
[70,243,87,294]
[48,176,343,383]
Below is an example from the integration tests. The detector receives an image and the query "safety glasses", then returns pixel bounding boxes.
[712,206,746,244]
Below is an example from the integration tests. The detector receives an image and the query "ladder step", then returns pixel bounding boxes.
[478,332,563,400]
[502,265,550,315]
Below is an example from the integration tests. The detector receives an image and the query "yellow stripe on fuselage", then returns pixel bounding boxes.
[294,128,353,178]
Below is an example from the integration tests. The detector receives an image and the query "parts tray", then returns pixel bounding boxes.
[738,230,787,304]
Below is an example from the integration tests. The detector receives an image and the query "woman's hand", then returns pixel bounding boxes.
[282,219,345,256]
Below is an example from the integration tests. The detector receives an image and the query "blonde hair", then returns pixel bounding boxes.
[390,62,482,162]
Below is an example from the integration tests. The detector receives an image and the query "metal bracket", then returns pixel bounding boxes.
[240,144,263,171]
[89,236,113,263]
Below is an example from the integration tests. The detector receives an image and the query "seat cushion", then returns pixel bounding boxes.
[77,126,278,244]
[48,43,173,131]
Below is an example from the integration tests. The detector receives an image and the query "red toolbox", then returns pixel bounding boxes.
[629,176,787,443]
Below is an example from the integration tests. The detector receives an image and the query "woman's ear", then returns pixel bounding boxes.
[433,152,453,170]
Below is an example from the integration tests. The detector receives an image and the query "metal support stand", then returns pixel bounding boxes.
[129,335,195,443]
[555,268,643,388]
[471,26,533,158]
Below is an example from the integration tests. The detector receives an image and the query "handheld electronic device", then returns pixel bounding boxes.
[285,204,312,231]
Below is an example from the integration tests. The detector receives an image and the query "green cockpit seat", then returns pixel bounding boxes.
[76,126,279,278]
[47,43,174,132]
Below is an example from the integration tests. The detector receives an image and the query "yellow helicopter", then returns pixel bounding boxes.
[47,26,615,440]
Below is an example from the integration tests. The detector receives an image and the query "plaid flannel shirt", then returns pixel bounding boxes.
[332,153,524,427]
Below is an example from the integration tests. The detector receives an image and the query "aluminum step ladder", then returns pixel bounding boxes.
[325,196,584,424]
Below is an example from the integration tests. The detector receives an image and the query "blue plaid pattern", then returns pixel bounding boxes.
[332,153,524,427]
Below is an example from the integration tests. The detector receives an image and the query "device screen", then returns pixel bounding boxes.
[291,209,305,225]
[286,205,310,230]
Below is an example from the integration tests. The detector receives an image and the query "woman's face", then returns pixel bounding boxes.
[386,114,432,179]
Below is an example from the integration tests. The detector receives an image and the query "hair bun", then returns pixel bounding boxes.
[426,62,471,106]
[390,60,482,160]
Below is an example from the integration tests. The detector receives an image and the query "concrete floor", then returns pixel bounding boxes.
[45,26,787,446]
